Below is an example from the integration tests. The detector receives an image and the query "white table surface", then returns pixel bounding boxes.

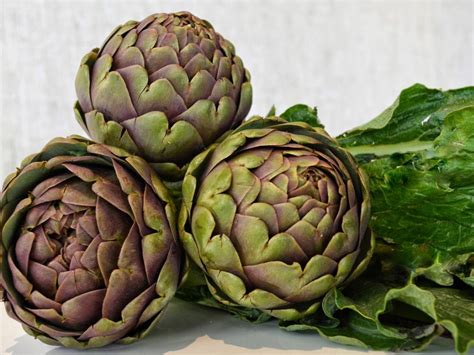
[1,299,455,355]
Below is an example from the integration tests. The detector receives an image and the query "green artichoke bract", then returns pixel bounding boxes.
[75,11,252,180]
[179,117,374,321]
[0,137,180,349]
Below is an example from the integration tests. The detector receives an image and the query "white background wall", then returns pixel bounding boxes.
[1,0,473,178]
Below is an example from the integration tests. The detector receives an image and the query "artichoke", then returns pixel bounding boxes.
[75,11,252,180]
[179,117,374,321]
[0,137,180,348]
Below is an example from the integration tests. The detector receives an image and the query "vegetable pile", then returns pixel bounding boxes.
[1,11,472,353]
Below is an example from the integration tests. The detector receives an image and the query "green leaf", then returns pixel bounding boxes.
[282,269,474,354]
[338,84,474,152]
[280,104,324,128]
[282,311,437,352]
[337,84,474,287]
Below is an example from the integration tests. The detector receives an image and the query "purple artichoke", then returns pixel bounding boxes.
[179,117,374,321]
[0,137,180,348]
[75,11,252,180]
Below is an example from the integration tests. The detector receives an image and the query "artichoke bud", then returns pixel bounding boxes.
[179,117,374,321]
[0,137,181,349]
[74,11,252,181]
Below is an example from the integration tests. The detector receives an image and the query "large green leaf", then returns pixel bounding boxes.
[282,269,474,354]
[338,84,474,154]
[280,104,324,128]
[337,84,474,286]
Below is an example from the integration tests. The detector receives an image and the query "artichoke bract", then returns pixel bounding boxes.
[179,117,374,321]
[75,11,252,180]
[0,137,180,348]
